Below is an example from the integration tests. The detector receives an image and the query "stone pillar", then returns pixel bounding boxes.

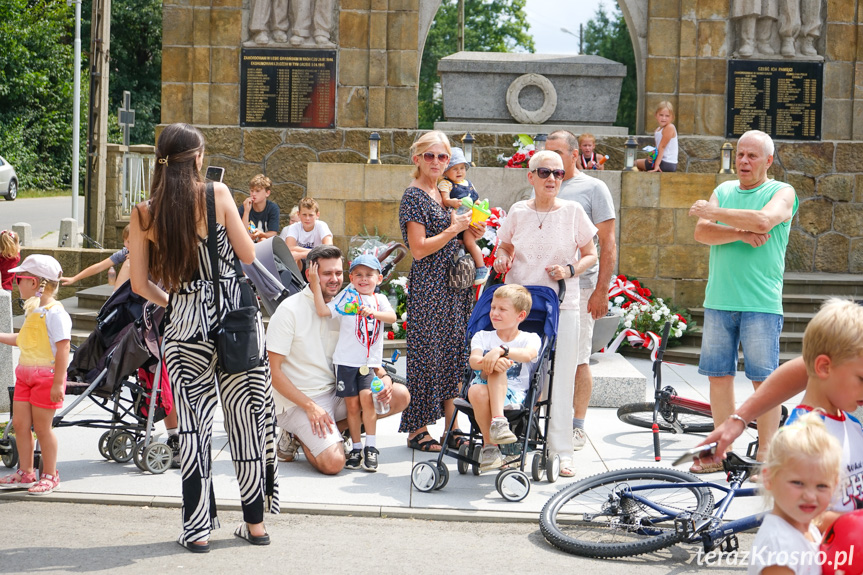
[0,291,12,413]
[59,218,80,248]
[12,223,31,247]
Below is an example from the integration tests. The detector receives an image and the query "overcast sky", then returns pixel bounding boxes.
[523,0,611,54]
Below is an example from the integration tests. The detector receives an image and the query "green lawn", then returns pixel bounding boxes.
[19,188,80,199]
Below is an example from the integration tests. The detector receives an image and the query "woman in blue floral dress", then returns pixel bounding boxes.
[398,130,479,451]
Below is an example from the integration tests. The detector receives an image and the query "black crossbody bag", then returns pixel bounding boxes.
[205,183,263,374]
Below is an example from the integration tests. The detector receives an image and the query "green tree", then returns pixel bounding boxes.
[0,0,77,189]
[582,3,637,132]
[419,0,535,129]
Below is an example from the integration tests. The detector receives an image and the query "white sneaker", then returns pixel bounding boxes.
[277,430,301,462]
[572,428,587,451]
[489,419,517,445]
[479,445,503,472]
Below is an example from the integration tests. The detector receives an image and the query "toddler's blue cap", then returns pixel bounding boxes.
[350,253,382,272]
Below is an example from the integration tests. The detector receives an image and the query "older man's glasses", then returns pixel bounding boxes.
[422,152,450,163]
[531,167,566,180]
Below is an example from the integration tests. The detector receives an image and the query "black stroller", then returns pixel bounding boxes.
[410,279,566,502]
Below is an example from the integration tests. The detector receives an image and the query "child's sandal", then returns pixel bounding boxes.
[28,472,59,496]
[0,469,38,489]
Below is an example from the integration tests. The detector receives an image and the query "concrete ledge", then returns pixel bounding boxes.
[588,352,648,408]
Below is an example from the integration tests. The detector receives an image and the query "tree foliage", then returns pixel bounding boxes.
[582,3,637,132]
[419,0,535,129]
[0,0,77,189]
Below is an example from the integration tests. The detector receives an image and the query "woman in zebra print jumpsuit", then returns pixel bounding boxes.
[129,123,279,553]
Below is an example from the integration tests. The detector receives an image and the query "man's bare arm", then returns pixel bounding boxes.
[690,187,795,234]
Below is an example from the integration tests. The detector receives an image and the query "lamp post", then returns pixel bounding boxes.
[624,136,638,171]
[534,133,547,152]
[461,131,475,166]
[719,142,735,174]
[69,0,82,221]
[561,25,584,54]
[367,132,381,164]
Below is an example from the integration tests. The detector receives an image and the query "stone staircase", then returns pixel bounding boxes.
[621,272,863,367]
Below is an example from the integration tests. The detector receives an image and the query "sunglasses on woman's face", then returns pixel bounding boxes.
[531,167,566,180]
[422,152,450,163]
[15,275,36,285]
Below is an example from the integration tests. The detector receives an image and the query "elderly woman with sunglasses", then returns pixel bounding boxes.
[493,150,598,477]
[398,130,481,452]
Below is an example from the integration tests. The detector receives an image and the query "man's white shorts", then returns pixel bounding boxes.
[276,392,347,457]
[578,287,595,365]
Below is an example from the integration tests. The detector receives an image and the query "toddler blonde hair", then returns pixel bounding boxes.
[493,284,532,315]
[655,101,675,117]
[577,133,596,146]
[802,299,863,376]
[0,230,20,259]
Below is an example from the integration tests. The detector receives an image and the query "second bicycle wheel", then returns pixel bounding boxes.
[617,402,714,434]
[540,467,714,558]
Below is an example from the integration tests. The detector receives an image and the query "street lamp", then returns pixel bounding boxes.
[624,136,638,171]
[368,132,381,164]
[719,142,735,174]
[68,0,82,221]
[461,131,475,166]
[560,25,583,54]
[534,133,547,152]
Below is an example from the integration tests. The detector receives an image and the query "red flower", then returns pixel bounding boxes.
[528,149,535,156]
[675,314,687,324]
[621,301,632,309]
[631,279,641,288]
[617,274,627,282]
[402,321,407,331]
[387,331,395,340]
[512,152,526,163]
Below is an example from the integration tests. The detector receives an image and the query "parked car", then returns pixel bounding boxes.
[0,155,17,201]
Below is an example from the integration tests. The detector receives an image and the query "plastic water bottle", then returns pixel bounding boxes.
[107,266,116,286]
[370,376,390,415]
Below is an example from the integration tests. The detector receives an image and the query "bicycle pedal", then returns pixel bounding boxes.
[719,535,739,553]
[674,514,696,538]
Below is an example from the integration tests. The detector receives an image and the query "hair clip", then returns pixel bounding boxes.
[157,157,168,165]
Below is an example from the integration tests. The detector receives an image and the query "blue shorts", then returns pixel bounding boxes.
[471,371,526,406]
[698,309,783,381]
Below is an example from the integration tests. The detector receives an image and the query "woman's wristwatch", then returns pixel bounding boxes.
[567,264,576,278]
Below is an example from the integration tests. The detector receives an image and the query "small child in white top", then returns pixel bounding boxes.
[748,412,842,575]
[281,197,333,266]
[307,253,396,472]
[468,284,540,472]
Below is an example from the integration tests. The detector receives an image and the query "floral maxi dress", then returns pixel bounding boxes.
[398,186,474,434]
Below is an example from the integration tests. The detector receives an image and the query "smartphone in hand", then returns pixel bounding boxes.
[672,442,719,467]
[205,166,225,182]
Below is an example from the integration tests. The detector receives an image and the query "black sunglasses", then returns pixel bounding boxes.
[422,152,450,163]
[531,167,566,180]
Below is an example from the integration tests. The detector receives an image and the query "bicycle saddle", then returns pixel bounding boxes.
[723,451,761,474]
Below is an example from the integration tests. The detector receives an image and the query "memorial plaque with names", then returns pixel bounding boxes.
[726,60,822,140]
[240,48,336,128]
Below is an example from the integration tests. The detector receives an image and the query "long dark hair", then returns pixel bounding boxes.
[141,123,206,291]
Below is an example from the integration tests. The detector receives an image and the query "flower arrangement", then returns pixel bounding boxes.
[606,275,694,351]
[498,134,536,169]
[383,275,408,340]
[475,207,507,272]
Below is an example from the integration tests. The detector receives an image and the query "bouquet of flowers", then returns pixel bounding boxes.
[475,207,507,272]
[605,275,693,357]
[498,134,536,169]
[382,275,408,340]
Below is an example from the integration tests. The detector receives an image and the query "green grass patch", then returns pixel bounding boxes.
[18,188,81,199]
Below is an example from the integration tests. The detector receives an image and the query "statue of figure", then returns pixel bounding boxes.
[779,0,821,56]
[249,0,290,45]
[733,0,778,57]
[290,0,335,46]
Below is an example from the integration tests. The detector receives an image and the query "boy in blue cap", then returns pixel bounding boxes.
[438,147,488,285]
[307,253,397,471]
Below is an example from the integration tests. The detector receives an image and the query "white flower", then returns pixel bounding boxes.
[392,323,400,333]
[674,329,683,338]
[481,247,491,257]
[401,312,408,322]
[624,320,632,328]
[652,313,661,322]
[614,296,624,305]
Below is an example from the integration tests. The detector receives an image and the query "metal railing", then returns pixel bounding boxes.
[120,152,155,216]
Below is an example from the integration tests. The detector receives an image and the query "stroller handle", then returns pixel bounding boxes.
[487,268,566,305]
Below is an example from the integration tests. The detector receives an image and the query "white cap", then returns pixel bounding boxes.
[9,254,63,281]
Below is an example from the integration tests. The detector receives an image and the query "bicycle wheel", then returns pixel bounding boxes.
[540,467,714,558]
[617,402,714,434]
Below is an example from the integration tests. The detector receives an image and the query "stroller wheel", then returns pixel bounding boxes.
[471,444,482,476]
[411,461,439,492]
[456,443,470,475]
[434,461,449,490]
[497,468,530,502]
[546,453,561,484]
[0,437,18,468]
[133,440,147,471]
[531,451,546,482]
[109,432,135,463]
[142,443,172,474]
[98,431,114,460]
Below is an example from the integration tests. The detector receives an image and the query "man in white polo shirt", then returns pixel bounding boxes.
[266,245,410,474]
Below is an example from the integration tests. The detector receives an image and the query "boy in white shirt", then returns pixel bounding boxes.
[307,253,396,471]
[468,284,541,471]
[281,197,332,265]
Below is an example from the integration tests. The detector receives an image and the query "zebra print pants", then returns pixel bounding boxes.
[164,323,280,544]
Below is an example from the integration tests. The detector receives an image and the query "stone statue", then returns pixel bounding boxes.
[290,0,335,46]
[249,0,290,45]
[733,0,822,58]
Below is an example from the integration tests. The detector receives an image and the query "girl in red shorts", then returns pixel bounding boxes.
[0,254,71,495]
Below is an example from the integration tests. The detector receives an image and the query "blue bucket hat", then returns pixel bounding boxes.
[446,147,469,172]
[350,253,382,272]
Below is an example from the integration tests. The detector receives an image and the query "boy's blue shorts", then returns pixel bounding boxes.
[471,371,526,406]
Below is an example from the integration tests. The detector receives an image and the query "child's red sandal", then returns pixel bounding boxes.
[0,469,38,489]
[28,472,59,496]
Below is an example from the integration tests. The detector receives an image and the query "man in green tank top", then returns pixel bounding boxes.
[688,130,798,473]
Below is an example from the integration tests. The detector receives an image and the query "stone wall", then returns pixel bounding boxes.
[11,247,120,303]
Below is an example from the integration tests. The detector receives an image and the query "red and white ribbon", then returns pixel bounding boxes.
[607,277,651,305]
[604,328,662,361]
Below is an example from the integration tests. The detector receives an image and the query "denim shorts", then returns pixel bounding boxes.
[698,309,783,381]
[471,371,527,407]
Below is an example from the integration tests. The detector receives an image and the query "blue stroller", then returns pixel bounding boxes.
[410,280,565,501]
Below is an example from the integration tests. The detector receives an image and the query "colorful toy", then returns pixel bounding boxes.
[596,155,609,168]
[643,146,657,162]
[460,197,492,226]
[334,285,361,316]
[248,221,257,235]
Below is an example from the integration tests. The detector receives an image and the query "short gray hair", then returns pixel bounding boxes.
[547,130,577,153]
[739,130,774,157]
